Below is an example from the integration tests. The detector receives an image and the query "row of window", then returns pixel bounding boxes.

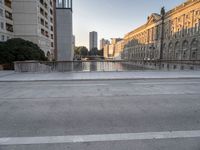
[40,28,54,40]
[0,34,10,41]
[40,0,53,9]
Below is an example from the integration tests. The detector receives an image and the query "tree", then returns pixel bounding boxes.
[89,47,98,56]
[79,47,88,57]
[0,38,47,64]
[98,49,103,56]
[74,46,88,57]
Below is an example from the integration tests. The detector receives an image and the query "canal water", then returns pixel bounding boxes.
[72,61,148,72]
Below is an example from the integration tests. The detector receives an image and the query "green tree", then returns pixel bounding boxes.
[74,47,80,55]
[0,38,47,64]
[74,46,88,57]
[79,47,88,57]
[89,47,98,56]
[98,49,103,56]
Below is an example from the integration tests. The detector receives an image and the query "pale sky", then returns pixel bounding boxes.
[73,0,186,49]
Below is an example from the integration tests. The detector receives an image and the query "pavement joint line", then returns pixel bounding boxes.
[0,77,200,83]
[0,130,200,145]
[1,93,200,102]
[1,77,200,82]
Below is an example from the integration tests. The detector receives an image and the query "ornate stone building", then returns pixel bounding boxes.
[122,0,200,61]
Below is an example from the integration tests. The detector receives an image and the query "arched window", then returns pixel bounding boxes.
[162,43,167,60]
[182,40,189,60]
[190,39,199,60]
[168,43,173,60]
[174,42,181,60]
[47,51,51,60]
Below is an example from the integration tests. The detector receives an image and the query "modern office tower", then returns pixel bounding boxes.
[89,31,98,50]
[0,0,14,42]
[100,38,110,50]
[56,0,73,61]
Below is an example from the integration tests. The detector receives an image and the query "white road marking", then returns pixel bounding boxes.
[53,84,108,87]
[25,84,108,87]
[130,82,200,85]
[0,130,200,145]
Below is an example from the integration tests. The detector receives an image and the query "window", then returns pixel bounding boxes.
[6,23,13,32]
[1,35,5,41]
[50,0,53,7]
[40,8,44,16]
[5,0,12,8]
[0,8,3,17]
[5,10,12,20]
[40,18,44,25]
[0,22,4,29]
[41,28,45,35]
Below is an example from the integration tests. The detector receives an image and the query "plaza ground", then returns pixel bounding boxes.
[0,71,200,149]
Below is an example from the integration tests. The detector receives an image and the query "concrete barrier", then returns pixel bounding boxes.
[14,60,200,72]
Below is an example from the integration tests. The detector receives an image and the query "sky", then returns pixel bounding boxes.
[73,0,186,49]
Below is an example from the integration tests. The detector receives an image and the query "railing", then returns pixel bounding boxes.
[14,60,200,72]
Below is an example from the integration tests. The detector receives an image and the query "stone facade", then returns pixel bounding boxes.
[122,0,200,61]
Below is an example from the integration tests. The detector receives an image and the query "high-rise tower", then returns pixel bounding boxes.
[89,31,98,51]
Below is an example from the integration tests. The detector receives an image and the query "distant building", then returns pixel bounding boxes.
[103,38,124,60]
[100,38,110,50]
[56,0,73,61]
[89,31,98,50]
[0,0,57,60]
[103,44,110,58]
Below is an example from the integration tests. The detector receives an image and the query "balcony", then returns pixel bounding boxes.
[6,23,13,32]
[4,0,12,9]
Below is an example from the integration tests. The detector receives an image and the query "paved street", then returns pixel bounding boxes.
[0,78,200,149]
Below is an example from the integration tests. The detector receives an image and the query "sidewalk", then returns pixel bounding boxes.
[0,71,200,81]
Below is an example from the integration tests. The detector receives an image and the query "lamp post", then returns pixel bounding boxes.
[160,7,165,60]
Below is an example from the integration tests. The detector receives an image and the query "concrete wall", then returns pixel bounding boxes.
[56,8,73,61]
[14,60,200,73]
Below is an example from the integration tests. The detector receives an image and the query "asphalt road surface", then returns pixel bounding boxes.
[0,79,200,150]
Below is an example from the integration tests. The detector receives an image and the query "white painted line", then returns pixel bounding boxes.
[130,82,200,85]
[0,130,200,145]
[54,84,108,87]
[29,84,108,87]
